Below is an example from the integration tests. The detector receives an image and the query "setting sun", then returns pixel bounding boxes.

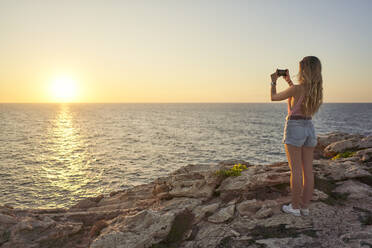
[50,76,78,102]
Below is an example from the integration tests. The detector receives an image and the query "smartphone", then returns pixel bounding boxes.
[276,69,287,77]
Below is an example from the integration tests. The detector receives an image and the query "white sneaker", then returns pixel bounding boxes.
[282,203,301,216]
[300,208,310,216]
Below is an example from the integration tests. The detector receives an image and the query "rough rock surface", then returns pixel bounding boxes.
[356,148,372,162]
[1,133,372,248]
[315,132,364,159]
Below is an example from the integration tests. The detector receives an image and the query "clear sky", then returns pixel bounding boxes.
[1,0,371,103]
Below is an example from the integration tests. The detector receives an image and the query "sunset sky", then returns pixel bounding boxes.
[1,0,371,103]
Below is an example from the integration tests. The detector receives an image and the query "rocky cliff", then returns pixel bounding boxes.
[1,132,372,248]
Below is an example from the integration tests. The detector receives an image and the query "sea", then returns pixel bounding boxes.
[1,103,371,209]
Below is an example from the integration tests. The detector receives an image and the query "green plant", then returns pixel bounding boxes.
[331,151,356,160]
[215,163,247,177]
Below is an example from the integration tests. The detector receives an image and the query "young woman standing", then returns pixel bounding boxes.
[270,56,323,216]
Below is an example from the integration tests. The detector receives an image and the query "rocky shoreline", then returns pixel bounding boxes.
[1,132,372,248]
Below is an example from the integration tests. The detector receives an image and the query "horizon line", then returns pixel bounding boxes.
[1,101,372,104]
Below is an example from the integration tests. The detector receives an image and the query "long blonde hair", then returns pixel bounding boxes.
[297,56,323,116]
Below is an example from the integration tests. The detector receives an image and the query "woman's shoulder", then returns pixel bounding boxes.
[288,84,305,100]
[293,84,305,94]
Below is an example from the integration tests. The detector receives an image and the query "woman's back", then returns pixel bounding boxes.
[287,84,311,118]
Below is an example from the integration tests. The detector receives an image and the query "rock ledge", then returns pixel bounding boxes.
[1,132,372,248]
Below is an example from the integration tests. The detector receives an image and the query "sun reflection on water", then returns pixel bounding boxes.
[40,104,92,208]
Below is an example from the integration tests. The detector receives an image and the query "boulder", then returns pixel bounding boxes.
[318,160,370,180]
[91,209,176,248]
[152,163,225,200]
[317,132,363,148]
[323,137,360,157]
[207,204,235,223]
[186,221,237,247]
[254,206,273,219]
[2,216,83,248]
[333,180,372,199]
[236,199,261,217]
[216,164,290,201]
[192,202,220,224]
[315,132,363,159]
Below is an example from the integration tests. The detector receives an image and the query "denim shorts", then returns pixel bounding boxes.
[282,119,317,147]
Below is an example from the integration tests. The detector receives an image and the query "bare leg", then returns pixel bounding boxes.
[301,146,315,208]
[284,144,303,209]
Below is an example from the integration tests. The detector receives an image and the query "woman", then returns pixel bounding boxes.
[270,56,323,216]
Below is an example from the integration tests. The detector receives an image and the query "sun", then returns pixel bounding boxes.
[50,76,78,102]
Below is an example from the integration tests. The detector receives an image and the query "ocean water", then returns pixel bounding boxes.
[0,103,371,209]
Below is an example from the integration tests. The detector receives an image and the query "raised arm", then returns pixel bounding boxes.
[270,70,296,101]
[271,84,296,101]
